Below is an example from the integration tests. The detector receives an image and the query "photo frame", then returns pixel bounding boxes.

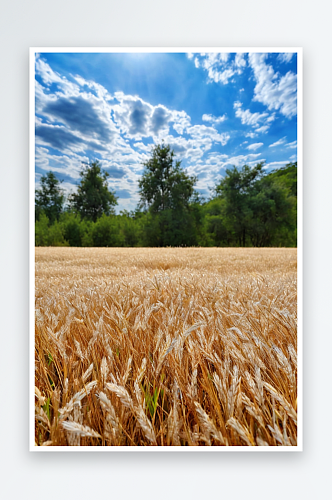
[30,47,302,451]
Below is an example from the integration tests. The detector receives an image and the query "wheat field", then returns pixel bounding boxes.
[34,247,297,447]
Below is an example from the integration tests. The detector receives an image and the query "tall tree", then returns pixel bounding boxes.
[138,144,198,246]
[69,160,117,222]
[35,171,64,223]
[215,163,265,246]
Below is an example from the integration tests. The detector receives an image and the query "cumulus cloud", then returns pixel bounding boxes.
[35,53,297,212]
[186,124,230,147]
[249,53,297,118]
[247,142,263,151]
[151,106,172,134]
[133,142,153,152]
[36,123,85,151]
[269,136,287,147]
[112,93,152,137]
[188,52,247,84]
[43,96,114,142]
[171,110,191,135]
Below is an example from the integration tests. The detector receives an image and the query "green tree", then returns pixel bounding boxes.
[35,212,50,246]
[213,162,296,247]
[215,163,265,246]
[138,144,199,246]
[247,176,294,246]
[263,162,297,246]
[35,171,64,223]
[47,221,68,246]
[117,211,142,247]
[59,212,83,247]
[69,160,118,222]
[92,214,125,247]
[266,162,297,196]
[203,197,230,246]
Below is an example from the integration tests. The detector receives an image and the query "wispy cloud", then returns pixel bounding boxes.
[233,101,274,135]
[247,142,263,151]
[277,53,294,64]
[286,140,297,149]
[249,53,297,118]
[269,136,287,147]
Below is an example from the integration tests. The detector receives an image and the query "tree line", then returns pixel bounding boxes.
[35,143,297,247]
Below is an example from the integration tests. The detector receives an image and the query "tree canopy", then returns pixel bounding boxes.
[68,160,118,222]
[138,144,199,246]
[35,149,297,248]
[35,171,64,223]
[206,161,297,247]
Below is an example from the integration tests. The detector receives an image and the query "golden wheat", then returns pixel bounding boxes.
[35,247,297,447]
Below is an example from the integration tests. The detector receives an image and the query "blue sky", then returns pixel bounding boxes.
[35,51,297,212]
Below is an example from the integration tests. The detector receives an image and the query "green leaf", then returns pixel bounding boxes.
[47,352,53,366]
[42,397,51,421]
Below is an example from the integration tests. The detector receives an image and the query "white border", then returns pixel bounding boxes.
[30,47,302,452]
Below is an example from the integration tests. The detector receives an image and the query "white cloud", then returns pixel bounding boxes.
[222,153,262,168]
[277,53,294,64]
[202,113,227,124]
[247,142,263,151]
[186,124,230,146]
[245,132,258,139]
[234,101,269,127]
[37,55,296,212]
[255,125,269,134]
[35,146,88,181]
[219,53,229,63]
[249,53,297,118]
[196,153,262,175]
[36,56,80,97]
[289,154,297,162]
[112,93,154,138]
[189,52,247,85]
[171,110,191,135]
[269,136,287,147]
[133,142,153,153]
[111,93,192,141]
[286,140,297,149]
[264,161,289,170]
[235,53,246,68]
